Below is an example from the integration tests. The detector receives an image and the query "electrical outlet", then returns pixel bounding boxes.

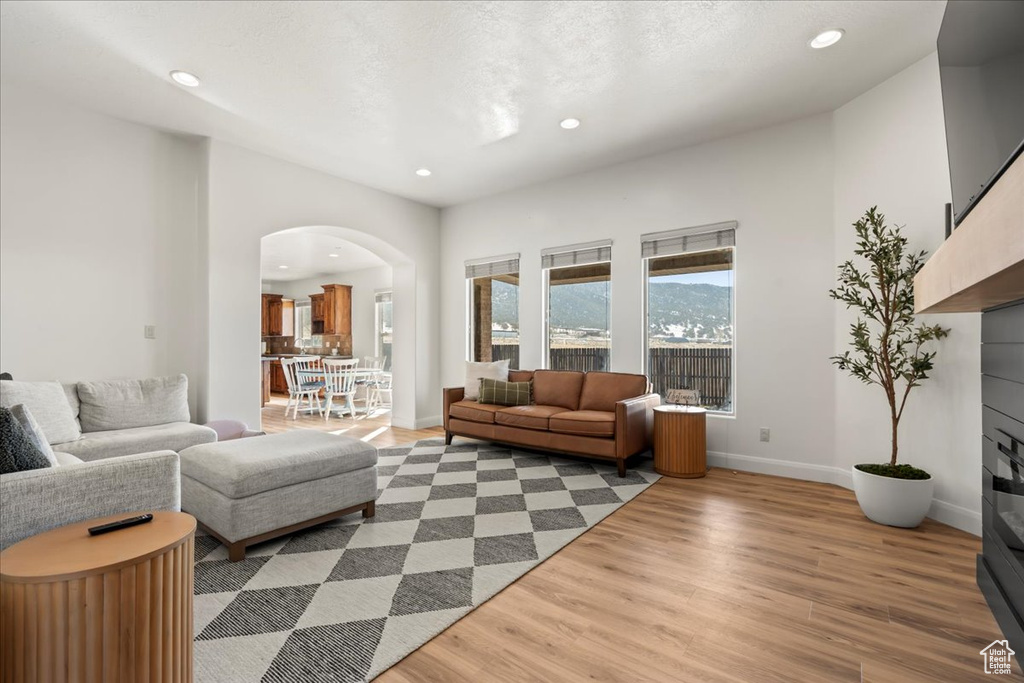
[759,428,770,443]
[144,325,156,339]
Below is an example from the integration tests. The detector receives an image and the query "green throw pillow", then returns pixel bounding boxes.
[478,378,532,406]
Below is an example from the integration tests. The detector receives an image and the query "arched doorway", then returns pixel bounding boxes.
[259,226,400,428]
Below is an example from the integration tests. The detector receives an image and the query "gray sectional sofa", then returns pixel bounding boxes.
[0,374,216,548]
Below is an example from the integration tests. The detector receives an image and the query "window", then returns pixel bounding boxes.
[375,291,392,371]
[295,302,313,345]
[643,223,736,413]
[466,254,519,369]
[542,241,611,372]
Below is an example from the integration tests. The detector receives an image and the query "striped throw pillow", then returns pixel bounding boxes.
[478,379,532,406]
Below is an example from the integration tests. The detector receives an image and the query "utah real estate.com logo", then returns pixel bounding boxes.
[980,640,1015,675]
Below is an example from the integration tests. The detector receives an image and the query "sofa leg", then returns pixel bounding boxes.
[363,501,376,518]
[617,459,627,478]
[228,541,246,562]
[445,430,453,446]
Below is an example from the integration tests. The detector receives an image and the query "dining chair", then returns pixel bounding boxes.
[282,357,324,419]
[362,356,384,371]
[323,358,360,422]
[366,371,392,416]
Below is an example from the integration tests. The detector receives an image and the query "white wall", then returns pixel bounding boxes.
[204,141,440,431]
[440,54,983,535]
[0,87,440,431]
[833,54,982,533]
[263,265,393,359]
[441,114,838,471]
[0,84,204,416]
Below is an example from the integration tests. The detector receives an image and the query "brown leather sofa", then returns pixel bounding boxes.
[443,370,661,476]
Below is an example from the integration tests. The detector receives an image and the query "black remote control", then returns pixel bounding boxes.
[88,514,154,536]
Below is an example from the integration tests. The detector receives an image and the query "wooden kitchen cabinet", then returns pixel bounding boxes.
[262,294,284,336]
[261,294,294,337]
[308,285,350,336]
[310,293,325,333]
[270,360,288,394]
[321,284,352,335]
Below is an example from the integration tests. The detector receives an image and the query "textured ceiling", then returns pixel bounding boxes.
[0,1,945,206]
[261,231,386,282]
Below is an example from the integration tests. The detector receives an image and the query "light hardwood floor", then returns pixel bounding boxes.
[261,394,436,446]
[261,398,1005,681]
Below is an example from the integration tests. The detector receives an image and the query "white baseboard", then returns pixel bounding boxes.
[927,498,982,536]
[708,450,981,536]
[414,415,443,430]
[708,451,848,487]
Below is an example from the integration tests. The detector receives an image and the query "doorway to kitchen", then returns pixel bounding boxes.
[259,228,394,437]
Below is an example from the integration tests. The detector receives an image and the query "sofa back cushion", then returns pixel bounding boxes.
[508,370,534,383]
[77,374,190,432]
[0,380,81,445]
[579,372,649,412]
[532,370,585,411]
[62,382,82,428]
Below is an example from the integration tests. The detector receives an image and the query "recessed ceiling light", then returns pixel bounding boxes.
[810,29,844,49]
[328,253,339,258]
[560,118,581,130]
[278,265,288,270]
[170,70,201,87]
[415,168,432,177]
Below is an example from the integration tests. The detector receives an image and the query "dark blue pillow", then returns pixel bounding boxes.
[0,406,52,475]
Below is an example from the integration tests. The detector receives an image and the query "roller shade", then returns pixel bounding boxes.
[641,222,737,258]
[374,291,392,303]
[541,240,612,269]
[465,254,519,279]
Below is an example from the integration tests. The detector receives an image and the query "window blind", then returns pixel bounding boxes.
[465,254,520,279]
[541,240,612,269]
[641,221,737,258]
[374,291,392,303]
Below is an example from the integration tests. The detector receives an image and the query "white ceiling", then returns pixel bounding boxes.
[261,231,387,282]
[0,1,945,207]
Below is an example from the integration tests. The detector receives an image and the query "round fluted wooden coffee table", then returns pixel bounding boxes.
[0,511,196,683]
[653,405,708,478]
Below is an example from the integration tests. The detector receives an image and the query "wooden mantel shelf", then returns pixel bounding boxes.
[914,153,1024,314]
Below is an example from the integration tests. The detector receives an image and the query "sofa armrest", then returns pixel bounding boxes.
[614,393,661,458]
[443,386,466,431]
[0,451,181,550]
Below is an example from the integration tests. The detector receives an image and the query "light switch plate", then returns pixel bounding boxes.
[759,428,770,442]
[144,325,156,339]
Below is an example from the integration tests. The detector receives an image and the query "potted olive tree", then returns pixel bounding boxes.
[830,207,949,528]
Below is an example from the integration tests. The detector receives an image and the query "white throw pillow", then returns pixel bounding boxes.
[464,360,509,401]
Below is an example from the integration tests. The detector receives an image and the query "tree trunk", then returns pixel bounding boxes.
[889,409,899,467]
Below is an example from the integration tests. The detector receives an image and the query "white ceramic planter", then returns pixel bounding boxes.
[851,465,934,528]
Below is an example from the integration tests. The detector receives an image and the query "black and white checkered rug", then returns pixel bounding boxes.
[191,437,660,682]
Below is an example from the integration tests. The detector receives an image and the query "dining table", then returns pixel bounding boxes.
[296,368,386,417]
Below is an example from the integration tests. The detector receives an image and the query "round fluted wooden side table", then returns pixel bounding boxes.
[1,511,196,683]
[653,405,708,478]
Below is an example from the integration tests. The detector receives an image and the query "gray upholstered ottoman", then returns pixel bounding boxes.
[179,430,377,561]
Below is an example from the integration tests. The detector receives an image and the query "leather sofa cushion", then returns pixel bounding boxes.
[508,370,534,383]
[579,372,649,412]
[532,370,585,411]
[495,405,568,431]
[549,411,616,437]
[449,400,505,424]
